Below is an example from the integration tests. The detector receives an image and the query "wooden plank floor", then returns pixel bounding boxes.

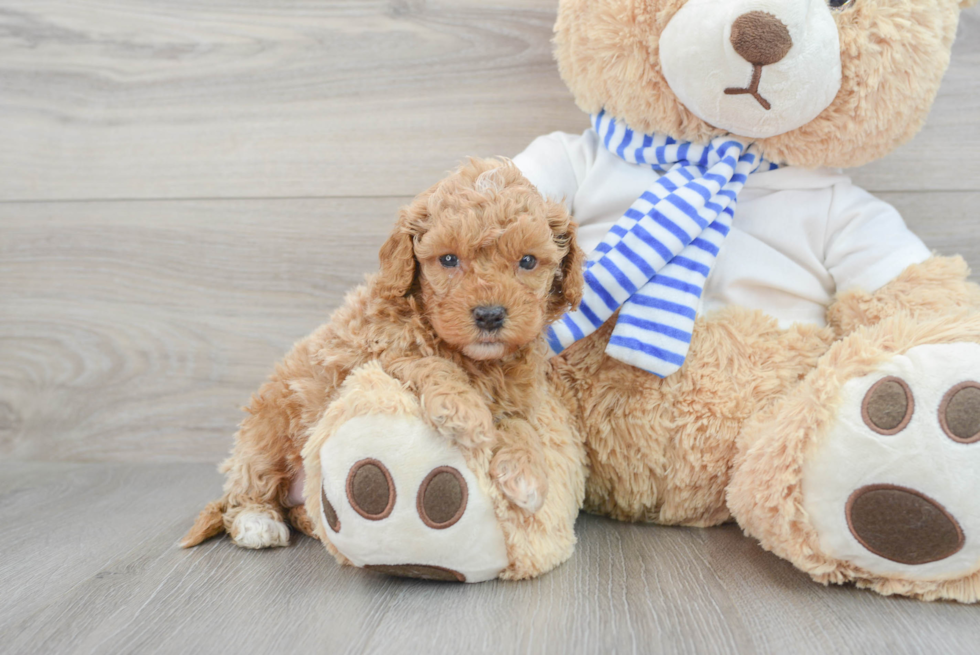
[1,0,979,652]
[3,461,980,655]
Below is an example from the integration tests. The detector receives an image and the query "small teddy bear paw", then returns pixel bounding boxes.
[491,449,548,514]
[230,510,291,549]
[801,342,980,579]
[314,414,508,582]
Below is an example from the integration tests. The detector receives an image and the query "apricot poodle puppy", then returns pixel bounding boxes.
[182,158,584,551]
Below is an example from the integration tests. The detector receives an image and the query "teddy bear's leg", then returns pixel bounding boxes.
[729,311,980,602]
[302,360,584,582]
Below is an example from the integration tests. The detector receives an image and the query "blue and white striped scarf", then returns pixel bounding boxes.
[547,111,778,377]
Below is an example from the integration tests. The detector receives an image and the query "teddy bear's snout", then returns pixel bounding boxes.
[729,11,793,67]
[659,0,841,137]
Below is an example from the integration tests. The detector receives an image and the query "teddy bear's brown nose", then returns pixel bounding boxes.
[730,11,793,67]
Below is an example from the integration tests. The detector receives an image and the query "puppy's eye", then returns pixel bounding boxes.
[439,254,459,268]
[827,0,854,10]
[519,255,537,270]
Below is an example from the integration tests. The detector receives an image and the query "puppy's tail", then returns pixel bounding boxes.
[180,499,227,548]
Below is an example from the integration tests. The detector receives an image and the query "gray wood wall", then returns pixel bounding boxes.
[2,1,978,463]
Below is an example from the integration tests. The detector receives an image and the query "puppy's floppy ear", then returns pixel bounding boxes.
[377,187,432,300]
[546,202,585,319]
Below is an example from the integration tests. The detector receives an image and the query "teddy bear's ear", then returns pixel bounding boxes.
[547,203,585,319]
[377,188,432,300]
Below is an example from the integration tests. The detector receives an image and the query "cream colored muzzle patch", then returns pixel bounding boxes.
[660,0,841,138]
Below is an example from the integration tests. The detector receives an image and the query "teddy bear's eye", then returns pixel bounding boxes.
[439,254,459,268]
[519,255,538,270]
[827,0,855,10]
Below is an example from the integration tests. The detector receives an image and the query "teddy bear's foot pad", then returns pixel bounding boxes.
[364,563,467,582]
[318,414,508,583]
[802,343,980,579]
[845,484,963,565]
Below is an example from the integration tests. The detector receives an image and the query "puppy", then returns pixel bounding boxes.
[182,158,584,550]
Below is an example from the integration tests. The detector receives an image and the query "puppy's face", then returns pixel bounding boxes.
[416,211,563,360]
[377,161,584,361]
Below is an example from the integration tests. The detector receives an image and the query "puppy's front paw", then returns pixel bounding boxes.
[491,449,548,514]
[423,392,495,449]
[230,509,290,549]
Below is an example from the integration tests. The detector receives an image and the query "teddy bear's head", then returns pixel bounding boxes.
[554,0,974,167]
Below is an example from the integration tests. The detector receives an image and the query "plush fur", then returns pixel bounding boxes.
[553,307,836,526]
[182,159,588,578]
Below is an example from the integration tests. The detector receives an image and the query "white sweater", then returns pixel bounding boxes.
[514,129,931,328]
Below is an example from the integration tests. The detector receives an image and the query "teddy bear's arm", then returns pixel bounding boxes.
[512,130,598,213]
[822,182,932,297]
[828,255,980,336]
[821,182,980,334]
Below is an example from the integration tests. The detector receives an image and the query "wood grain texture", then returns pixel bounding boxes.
[0,197,406,461]
[3,462,980,655]
[0,2,976,201]
[2,2,980,649]
[4,192,980,462]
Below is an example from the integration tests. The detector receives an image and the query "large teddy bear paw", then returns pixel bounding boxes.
[729,314,980,602]
[299,360,584,583]
[301,362,509,583]
[804,342,980,574]
[315,415,508,583]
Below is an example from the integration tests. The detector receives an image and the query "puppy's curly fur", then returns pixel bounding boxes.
[181,158,584,552]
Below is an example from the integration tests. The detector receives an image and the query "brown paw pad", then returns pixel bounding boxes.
[940,381,980,443]
[346,458,395,520]
[321,487,341,533]
[861,376,914,435]
[417,466,467,529]
[846,484,964,564]
[365,563,466,582]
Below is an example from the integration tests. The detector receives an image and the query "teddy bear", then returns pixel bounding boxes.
[502,0,980,601]
[187,0,980,601]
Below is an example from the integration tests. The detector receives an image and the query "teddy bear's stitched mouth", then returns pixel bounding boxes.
[721,11,794,112]
[723,64,772,111]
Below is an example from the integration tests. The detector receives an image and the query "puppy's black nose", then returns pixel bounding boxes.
[472,305,507,332]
